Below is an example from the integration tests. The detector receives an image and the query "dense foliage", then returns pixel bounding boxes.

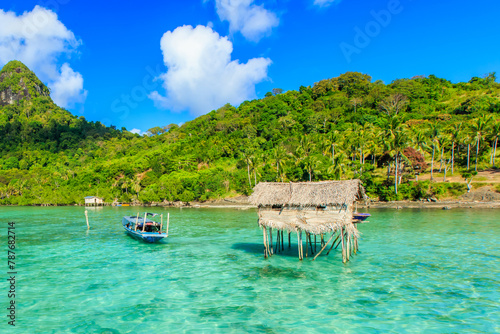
[0,61,499,205]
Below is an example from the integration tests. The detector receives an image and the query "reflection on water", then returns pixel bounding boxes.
[0,206,498,333]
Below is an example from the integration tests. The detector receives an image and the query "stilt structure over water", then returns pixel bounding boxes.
[249,180,367,263]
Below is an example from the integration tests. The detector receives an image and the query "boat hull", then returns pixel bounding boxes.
[122,216,167,243]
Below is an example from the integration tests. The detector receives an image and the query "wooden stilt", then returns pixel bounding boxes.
[275,230,280,254]
[166,213,170,236]
[341,227,346,263]
[313,232,336,260]
[314,234,317,252]
[281,230,284,251]
[269,228,273,255]
[288,232,291,248]
[327,231,341,256]
[300,231,303,260]
[346,233,351,261]
[297,231,301,259]
[263,227,268,258]
[305,232,309,258]
[85,210,89,229]
[308,233,314,255]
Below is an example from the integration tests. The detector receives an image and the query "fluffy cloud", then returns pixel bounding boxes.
[215,0,279,42]
[129,128,145,135]
[0,6,87,108]
[149,25,271,116]
[313,0,337,7]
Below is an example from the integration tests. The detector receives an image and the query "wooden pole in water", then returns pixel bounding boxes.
[269,228,273,255]
[300,230,304,260]
[85,210,89,229]
[263,227,268,258]
[313,232,336,260]
[288,232,291,249]
[166,213,170,236]
[309,233,314,255]
[135,213,139,231]
[275,230,280,254]
[281,230,284,251]
[341,227,346,263]
[305,232,309,258]
[327,231,341,256]
[142,213,147,232]
[347,232,351,260]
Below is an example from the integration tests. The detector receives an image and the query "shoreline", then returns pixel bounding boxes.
[3,200,500,210]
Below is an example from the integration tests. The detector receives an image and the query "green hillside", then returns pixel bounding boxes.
[0,61,499,205]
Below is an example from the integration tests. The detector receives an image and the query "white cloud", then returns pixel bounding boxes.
[129,128,144,135]
[0,6,86,108]
[215,0,279,42]
[149,25,271,116]
[313,0,336,8]
[50,63,87,107]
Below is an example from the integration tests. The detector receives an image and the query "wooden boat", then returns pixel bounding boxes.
[122,212,169,243]
[353,213,371,222]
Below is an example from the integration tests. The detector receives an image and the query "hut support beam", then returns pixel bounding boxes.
[341,227,346,263]
[305,232,308,258]
[313,232,336,260]
[308,233,314,256]
[288,232,291,249]
[327,231,341,256]
[269,228,273,256]
[262,227,268,258]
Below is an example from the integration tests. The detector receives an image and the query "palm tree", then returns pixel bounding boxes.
[412,128,429,159]
[489,121,500,167]
[327,130,342,166]
[427,122,441,181]
[327,152,348,180]
[272,144,288,182]
[471,115,492,171]
[448,122,462,174]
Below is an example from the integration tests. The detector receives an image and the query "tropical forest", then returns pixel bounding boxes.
[0,60,499,205]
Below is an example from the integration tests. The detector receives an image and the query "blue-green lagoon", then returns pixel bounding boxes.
[1,206,499,333]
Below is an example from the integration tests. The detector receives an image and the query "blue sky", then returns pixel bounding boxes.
[1,0,499,134]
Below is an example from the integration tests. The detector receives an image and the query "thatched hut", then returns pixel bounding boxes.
[249,180,367,262]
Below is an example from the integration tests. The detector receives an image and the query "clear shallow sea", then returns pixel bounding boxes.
[0,206,499,333]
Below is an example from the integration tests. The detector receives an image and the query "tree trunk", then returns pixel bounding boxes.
[494,138,498,168]
[467,144,470,170]
[439,146,444,172]
[490,141,494,165]
[247,163,251,187]
[475,137,480,172]
[394,153,398,195]
[431,143,435,181]
[451,142,455,174]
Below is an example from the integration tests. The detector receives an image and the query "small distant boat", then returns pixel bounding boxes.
[122,212,169,243]
[353,213,371,222]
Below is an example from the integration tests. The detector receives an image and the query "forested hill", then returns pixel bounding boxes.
[0,61,499,205]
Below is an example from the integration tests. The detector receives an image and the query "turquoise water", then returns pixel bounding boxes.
[1,206,499,333]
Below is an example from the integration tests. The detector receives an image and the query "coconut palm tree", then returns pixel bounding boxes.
[489,120,500,167]
[448,122,463,174]
[427,122,441,181]
[471,115,492,171]
[272,144,288,182]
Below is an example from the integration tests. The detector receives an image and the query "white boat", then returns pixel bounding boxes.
[122,213,169,243]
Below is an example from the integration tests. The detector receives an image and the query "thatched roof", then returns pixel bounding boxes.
[249,180,365,207]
